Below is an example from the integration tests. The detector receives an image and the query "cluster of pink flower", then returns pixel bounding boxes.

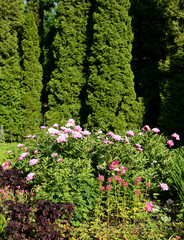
[0,185,11,199]
[135,143,143,152]
[109,160,127,175]
[145,202,153,212]
[0,186,30,202]
[98,175,128,192]
[2,160,9,170]
[43,119,91,141]
[167,133,180,148]
[133,176,142,186]
[172,236,181,240]
[141,125,160,134]
[160,183,169,191]
[106,130,135,143]
[141,125,180,148]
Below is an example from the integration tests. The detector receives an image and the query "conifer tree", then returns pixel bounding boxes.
[46,0,90,126]
[158,0,184,139]
[20,11,43,134]
[86,0,143,132]
[130,0,166,127]
[26,0,58,115]
[0,0,24,141]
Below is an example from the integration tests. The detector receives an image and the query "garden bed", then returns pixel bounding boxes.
[0,120,184,239]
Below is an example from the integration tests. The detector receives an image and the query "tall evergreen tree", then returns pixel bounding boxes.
[86,0,143,133]
[26,0,58,117]
[130,0,166,127]
[158,0,184,139]
[0,0,24,141]
[46,0,90,126]
[20,11,43,134]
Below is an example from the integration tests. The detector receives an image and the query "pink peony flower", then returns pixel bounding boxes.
[57,158,62,162]
[73,132,83,139]
[66,119,75,127]
[145,202,153,212]
[51,153,58,157]
[82,130,91,136]
[64,128,73,134]
[172,133,180,140]
[60,127,66,131]
[32,135,37,138]
[126,130,135,136]
[152,128,160,133]
[57,134,68,143]
[29,159,38,166]
[34,149,38,155]
[24,147,29,150]
[53,123,59,128]
[7,150,12,154]
[17,144,24,148]
[26,135,32,138]
[141,125,150,133]
[106,132,115,137]
[160,183,168,191]
[26,173,35,181]
[167,140,174,148]
[19,152,29,160]
[111,134,122,141]
[98,175,104,181]
[121,166,127,175]
[2,161,9,170]
[48,127,60,136]
[137,147,143,152]
[74,125,82,132]
[135,143,141,148]
[40,126,47,129]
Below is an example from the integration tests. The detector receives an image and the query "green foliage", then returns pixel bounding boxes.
[86,0,144,132]
[0,142,18,165]
[46,0,90,126]
[0,213,6,240]
[158,0,184,140]
[0,0,24,141]
[170,147,184,202]
[20,11,43,135]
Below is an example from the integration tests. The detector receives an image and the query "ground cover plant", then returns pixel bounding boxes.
[0,119,184,239]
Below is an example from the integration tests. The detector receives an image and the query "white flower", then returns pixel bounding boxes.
[95,130,103,135]
[152,205,160,213]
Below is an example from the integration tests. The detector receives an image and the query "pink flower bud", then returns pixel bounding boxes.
[34,149,38,155]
